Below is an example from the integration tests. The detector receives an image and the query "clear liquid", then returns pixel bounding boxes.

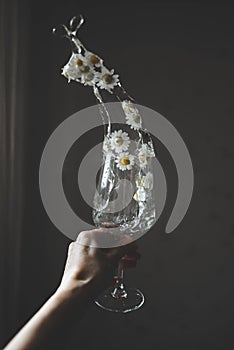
[92,152,156,235]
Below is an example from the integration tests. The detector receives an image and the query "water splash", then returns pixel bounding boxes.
[53,15,157,234]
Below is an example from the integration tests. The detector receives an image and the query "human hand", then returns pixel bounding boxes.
[56,228,138,299]
[3,229,139,350]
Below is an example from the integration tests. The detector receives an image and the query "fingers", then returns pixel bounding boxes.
[76,229,136,248]
[61,229,141,294]
[77,228,135,248]
[75,229,140,267]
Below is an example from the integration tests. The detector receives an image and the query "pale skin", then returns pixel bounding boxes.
[4,229,137,350]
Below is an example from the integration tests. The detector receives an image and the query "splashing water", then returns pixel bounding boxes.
[53,15,157,234]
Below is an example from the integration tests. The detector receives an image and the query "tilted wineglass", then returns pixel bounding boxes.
[92,124,157,313]
[53,15,157,312]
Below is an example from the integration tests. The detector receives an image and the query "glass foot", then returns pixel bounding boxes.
[95,286,144,313]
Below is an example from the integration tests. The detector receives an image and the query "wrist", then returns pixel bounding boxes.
[54,277,98,305]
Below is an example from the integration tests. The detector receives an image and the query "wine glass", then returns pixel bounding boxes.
[92,127,157,313]
[52,15,157,312]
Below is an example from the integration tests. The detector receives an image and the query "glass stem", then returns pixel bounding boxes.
[111,261,128,299]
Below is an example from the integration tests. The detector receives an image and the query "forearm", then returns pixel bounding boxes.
[4,231,126,350]
[4,286,92,350]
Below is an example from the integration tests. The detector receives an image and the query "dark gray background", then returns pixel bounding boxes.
[4,1,234,349]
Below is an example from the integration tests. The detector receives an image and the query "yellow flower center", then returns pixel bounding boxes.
[139,153,147,163]
[114,136,123,146]
[85,72,94,81]
[89,55,100,65]
[102,73,113,84]
[80,65,90,73]
[132,114,141,123]
[120,157,130,166]
[76,58,83,66]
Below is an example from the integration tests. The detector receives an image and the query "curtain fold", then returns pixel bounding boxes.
[0,0,29,345]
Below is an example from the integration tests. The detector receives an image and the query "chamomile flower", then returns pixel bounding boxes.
[134,172,153,202]
[115,152,135,171]
[138,152,147,168]
[74,55,98,86]
[138,144,155,169]
[122,100,142,130]
[102,136,111,154]
[97,67,119,93]
[122,100,137,115]
[125,112,142,130]
[62,52,98,86]
[80,69,98,86]
[62,53,82,82]
[85,51,103,67]
[142,172,154,190]
[110,130,130,153]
